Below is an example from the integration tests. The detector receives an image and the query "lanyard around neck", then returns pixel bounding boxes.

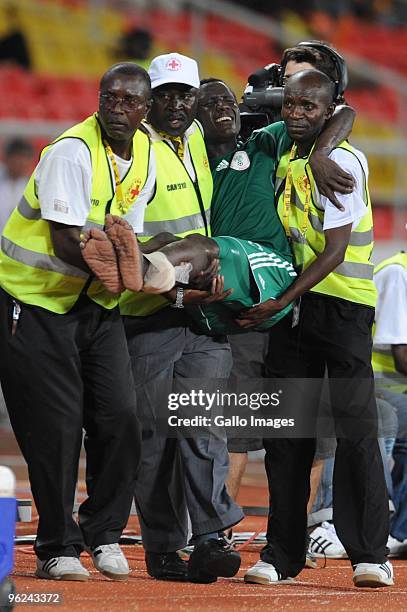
[104,140,127,214]
[282,143,311,239]
[158,131,185,161]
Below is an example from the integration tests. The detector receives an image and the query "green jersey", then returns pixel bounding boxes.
[187,236,296,336]
[210,121,292,259]
[187,122,294,335]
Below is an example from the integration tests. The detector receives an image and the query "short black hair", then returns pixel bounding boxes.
[199,78,237,101]
[200,77,227,87]
[4,138,34,156]
[100,62,151,89]
[281,42,340,84]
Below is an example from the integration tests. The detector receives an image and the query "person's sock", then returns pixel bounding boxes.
[194,532,218,545]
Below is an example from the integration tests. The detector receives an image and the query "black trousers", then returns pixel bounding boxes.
[262,292,389,577]
[0,290,140,560]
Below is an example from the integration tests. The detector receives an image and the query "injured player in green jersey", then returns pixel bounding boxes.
[80,215,296,335]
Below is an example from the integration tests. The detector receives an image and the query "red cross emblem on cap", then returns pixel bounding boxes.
[167,57,182,71]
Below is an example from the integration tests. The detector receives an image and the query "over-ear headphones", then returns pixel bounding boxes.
[295,41,348,99]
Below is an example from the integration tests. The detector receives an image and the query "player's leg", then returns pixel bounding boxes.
[159,234,219,281]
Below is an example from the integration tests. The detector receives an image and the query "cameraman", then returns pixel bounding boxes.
[281,43,347,103]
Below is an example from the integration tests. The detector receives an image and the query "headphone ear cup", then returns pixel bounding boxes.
[337,58,348,97]
[278,64,284,87]
[296,41,348,99]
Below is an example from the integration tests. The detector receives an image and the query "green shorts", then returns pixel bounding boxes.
[187,236,297,335]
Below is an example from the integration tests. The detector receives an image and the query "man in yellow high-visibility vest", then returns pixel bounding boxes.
[119,53,244,584]
[242,69,392,588]
[0,62,155,581]
[374,250,407,555]
[373,251,407,385]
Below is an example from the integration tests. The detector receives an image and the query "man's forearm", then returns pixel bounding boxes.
[277,248,345,309]
[50,222,90,273]
[314,105,355,154]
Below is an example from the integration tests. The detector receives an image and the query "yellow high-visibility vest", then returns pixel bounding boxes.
[276,140,376,307]
[0,114,151,313]
[120,120,213,316]
[372,252,407,384]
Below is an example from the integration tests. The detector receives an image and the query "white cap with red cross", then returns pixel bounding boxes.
[148,52,200,89]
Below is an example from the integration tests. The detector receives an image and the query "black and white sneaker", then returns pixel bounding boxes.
[308,522,347,558]
[36,557,89,581]
[244,560,294,584]
[89,544,130,581]
[353,561,394,587]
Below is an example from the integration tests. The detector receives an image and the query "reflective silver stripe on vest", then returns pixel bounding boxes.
[373,345,392,356]
[374,371,405,381]
[18,196,41,220]
[290,230,373,279]
[139,210,210,237]
[288,227,307,244]
[293,193,323,233]
[334,260,374,280]
[18,197,105,232]
[1,236,89,279]
[348,229,373,247]
[83,220,104,231]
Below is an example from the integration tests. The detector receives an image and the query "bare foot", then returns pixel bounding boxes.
[80,228,124,294]
[105,215,143,292]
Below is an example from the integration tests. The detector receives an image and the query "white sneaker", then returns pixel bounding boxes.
[309,521,347,558]
[35,557,89,581]
[353,561,394,587]
[244,560,294,585]
[89,543,130,581]
[387,535,407,558]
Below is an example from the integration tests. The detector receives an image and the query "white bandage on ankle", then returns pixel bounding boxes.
[142,252,176,294]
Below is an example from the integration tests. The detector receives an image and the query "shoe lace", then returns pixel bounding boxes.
[218,536,233,551]
[308,537,327,569]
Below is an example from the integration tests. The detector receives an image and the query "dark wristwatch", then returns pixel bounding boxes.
[171,286,185,309]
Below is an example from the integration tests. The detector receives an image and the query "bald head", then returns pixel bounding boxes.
[282,69,336,154]
[285,69,335,104]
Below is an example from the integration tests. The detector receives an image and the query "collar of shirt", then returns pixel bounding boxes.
[143,121,197,182]
[157,130,185,161]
